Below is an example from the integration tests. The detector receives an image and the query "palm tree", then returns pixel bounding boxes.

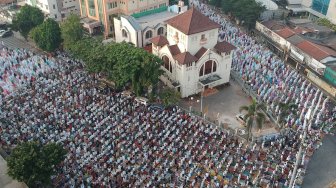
[277,102,298,132]
[239,100,266,142]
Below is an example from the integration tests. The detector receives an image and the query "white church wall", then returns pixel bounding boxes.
[186,28,219,55]
[114,17,139,46]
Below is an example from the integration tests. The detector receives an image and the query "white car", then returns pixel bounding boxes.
[135,97,149,106]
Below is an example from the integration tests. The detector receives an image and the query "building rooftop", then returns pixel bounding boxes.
[136,11,177,29]
[296,41,336,61]
[261,20,286,30]
[276,27,296,39]
[150,36,169,46]
[287,34,305,45]
[168,44,181,56]
[194,47,207,59]
[214,41,236,53]
[165,7,220,35]
[174,52,198,65]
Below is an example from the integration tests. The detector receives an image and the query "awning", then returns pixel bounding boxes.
[199,74,221,86]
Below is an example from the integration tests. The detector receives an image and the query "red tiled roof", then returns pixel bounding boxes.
[165,7,220,35]
[296,41,336,61]
[168,45,181,56]
[261,20,285,30]
[194,47,207,59]
[276,27,295,39]
[214,41,236,53]
[150,36,169,46]
[174,52,198,65]
[143,44,152,53]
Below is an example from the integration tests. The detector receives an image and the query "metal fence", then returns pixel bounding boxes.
[230,70,280,127]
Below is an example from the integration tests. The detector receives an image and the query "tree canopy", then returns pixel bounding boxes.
[239,100,266,141]
[159,88,181,107]
[12,5,44,39]
[60,14,83,49]
[67,38,163,96]
[30,18,62,52]
[221,0,265,29]
[7,141,67,187]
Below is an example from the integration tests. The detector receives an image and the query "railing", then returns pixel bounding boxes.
[131,6,167,18]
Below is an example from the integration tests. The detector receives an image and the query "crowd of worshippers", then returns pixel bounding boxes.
[0,47,56,99]
[191,0,336,132]
[0,1,335,187]
[0,50,326,187]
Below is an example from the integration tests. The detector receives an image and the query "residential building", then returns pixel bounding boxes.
[255,20,336,97]
[113,2,187,47]
[25,0,80,21]
[79,0,169,37]
[287,0,336,24]
[151,8,236,97]
[0,0,16,6]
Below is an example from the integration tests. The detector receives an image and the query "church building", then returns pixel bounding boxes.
[150,8,236,97]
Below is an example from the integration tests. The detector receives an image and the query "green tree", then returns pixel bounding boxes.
[30,18,62,52]
[7,141,67,187]
[11,5,44,39]
[159,88,181,107]
[209,0,221,7]
[239,100,266,141]
[60,14,83,49]
[221,0,265,29]
[277,102,298,130]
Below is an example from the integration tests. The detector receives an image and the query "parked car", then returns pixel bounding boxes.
[235,113,246,127]
[0,29,12,38]
[121,90,132,98]
[135,97,149,106]
[0,22,7,30]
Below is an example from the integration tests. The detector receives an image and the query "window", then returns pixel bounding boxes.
[61,14,65,18]
[53,4,55,9]
[108,2,117,9]
[201,34,206,40]
[162,55,172,73]
[199,60,217,77]
[145,30,153,39]
[122,29,128,38]
[157,27,164,35]
[54,14,57,19]
[45,5,48,9]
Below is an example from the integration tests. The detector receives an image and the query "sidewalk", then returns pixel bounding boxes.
[0,155,27,188]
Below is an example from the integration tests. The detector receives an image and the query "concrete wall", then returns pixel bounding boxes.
[326,0,336,24]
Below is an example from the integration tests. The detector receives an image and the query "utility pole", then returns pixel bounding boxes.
[200,89,203,115]
[289,107,312,188]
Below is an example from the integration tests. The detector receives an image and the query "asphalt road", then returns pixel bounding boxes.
[302,135,336,188]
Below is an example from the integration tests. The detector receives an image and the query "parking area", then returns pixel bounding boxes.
[180,80,252,129]
[179,79,278,138]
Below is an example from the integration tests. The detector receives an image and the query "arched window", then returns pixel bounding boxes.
[157,27,164,35]
[199,60,217,77]
[145,30,153,39]
[122,29,128,38]
[162,55,172,73]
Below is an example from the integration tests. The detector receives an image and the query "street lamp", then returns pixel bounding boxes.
[289,107,313,188]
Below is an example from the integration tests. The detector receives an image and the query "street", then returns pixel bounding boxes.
[302,135,336,188]
[0,33,41,54]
